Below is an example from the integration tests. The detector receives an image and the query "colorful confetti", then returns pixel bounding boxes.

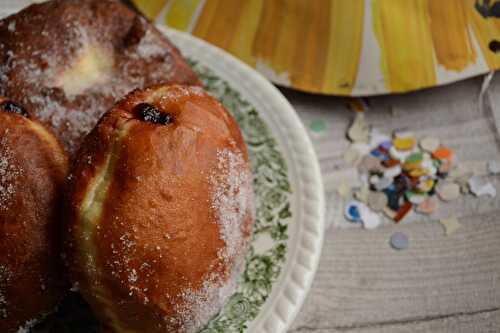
[348,128,457,224]
[340,113,498,231]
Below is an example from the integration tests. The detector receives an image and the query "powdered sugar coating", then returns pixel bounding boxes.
[0,0,199,153]
[132,28,169,60]
[0,16,110,152]
[166,147,253,332]
[7,21,15,33]
[157,84,206,103]
[210,147,253,262]
[0,133,22,210]
[16,318,38,333]
[173,272,238,333]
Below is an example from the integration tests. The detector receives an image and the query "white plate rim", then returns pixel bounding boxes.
[160,26,325,333]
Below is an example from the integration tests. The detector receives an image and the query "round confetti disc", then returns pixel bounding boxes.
[390,232,409,250]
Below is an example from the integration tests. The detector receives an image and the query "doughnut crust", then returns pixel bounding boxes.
[66,85,254,333]
[0,0,200,153]
[0,98,69,332]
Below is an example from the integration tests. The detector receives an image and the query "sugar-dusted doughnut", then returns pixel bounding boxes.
[0,98,68,332]
[0,0,200,153]
[65,85,254,332]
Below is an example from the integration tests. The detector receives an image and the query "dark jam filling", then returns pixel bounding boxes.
[1,101,29,118]
[134,103,173,125]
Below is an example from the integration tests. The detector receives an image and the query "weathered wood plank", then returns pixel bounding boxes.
[290,308,500,333]
[289,214,500,330]
[285,76,500,331]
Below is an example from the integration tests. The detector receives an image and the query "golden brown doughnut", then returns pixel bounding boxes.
[0,0,200,153]
[0,98,69,333]
[65,85,254,332]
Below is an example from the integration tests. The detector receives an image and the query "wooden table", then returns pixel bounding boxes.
[285,76,500,332]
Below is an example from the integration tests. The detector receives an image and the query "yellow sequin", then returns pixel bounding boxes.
[394,137,417,151]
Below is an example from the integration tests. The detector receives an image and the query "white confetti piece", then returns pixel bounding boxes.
[468,175,497,197]
[419,137,440,153]
[336,182,351,199]
[439,216,461,236]
[435,182,460,202]
[383,164,402,179]
[487,160,500,174]
[359,204,381,230]
[369,128,390,149]
[347,113,370,143]
[353,184,370,203]
[343,146,361,165]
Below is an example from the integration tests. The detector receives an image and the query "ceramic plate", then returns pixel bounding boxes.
[164,28,325,333]
[24,27,324,333]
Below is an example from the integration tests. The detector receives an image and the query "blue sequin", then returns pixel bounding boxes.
[345,204,362,223]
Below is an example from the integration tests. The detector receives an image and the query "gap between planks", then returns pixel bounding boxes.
[289,307,500,333]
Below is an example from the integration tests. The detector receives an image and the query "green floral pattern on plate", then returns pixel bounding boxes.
[191,61,291,333]
[30,61,292,333]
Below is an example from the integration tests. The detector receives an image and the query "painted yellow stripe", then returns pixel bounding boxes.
[133,0,500,94]
[428,1,476,71]
[165,0,203,31]
[227,0,264,67]
[132,0,170,20]
[323,0,364,94]
[465,0,500,69]
[373,0,436,92]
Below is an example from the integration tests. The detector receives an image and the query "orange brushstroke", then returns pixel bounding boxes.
[192,0,243,51]
[373,0,436,92]
[252,0,287,73]
[295,0,331,91]
[253,0,331,92]
[323,0,364,94]
[190,0,217,38]
[465,0,500,69]
[428,1,477,71]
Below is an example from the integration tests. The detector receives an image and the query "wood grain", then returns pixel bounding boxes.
[285,76,500,332]
[290,309,500,333]
[289,216,500,331]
